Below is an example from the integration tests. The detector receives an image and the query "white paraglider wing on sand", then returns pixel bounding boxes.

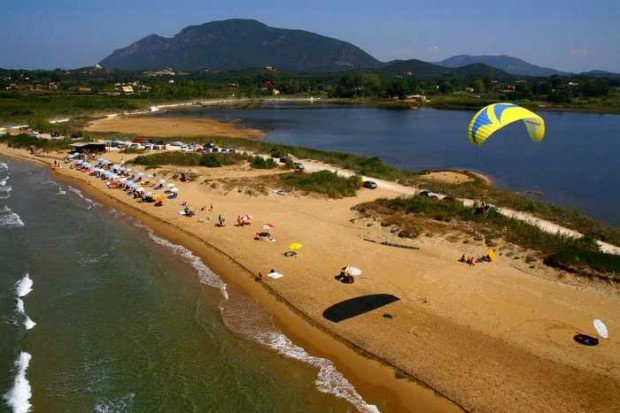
[593,319,608,339]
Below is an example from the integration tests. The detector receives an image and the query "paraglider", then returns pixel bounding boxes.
[467,103,545,146]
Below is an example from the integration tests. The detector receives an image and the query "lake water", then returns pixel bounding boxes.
[0,158,375,412]
[165,104,620,225]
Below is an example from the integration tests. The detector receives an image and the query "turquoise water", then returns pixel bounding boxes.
[0,158,374,412]
[165,105,620,225]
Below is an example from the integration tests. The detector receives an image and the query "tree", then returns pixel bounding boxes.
[473,79,486,93]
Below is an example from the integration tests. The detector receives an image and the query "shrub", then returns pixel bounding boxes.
[281,170,362,198]
[250,156,277,169]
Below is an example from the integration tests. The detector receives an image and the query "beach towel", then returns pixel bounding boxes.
[268,271,285,280]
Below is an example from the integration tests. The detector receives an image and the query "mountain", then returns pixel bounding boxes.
[100,19,380,72]
[377,59,511,79]
[578,70,620,79]
[436,55,568,77]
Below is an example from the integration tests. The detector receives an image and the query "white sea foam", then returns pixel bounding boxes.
[16,274,33,297]
[256,331,379,413]
[0,162,8,170]
[15,299,36,331]
[67,185,98,206]
[0,207,24,228]
[57,187,66,195]
[3,352,32,413]
[145,229,228,298]
[0,176,9,186]
[94,392,135,413]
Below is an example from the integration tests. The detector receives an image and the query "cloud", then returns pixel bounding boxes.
[426,45,440,58]
[569,48,589,57]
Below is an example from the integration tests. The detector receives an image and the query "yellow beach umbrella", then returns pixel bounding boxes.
[488,248,496,262]
[288,242,303,251]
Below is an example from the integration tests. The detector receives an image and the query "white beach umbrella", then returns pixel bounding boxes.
[170,187,179,193]
[147,174,154,178]
[593,319,609,339]
[158,179,166,184]
[138,172,144,177]
[167,183,175,188]
[344,266,363,277]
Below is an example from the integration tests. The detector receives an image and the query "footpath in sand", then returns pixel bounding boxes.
[85,116,266,139]
[3,146,619,412]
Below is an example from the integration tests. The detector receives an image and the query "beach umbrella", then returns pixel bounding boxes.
[158,179,166,184]
[167,183,175,188]
[138,173,144,177]
[147,174,154,178]
[146,192,153,197]
[137,187,145,192]
[170,187,179,193]
[288,242,303,251]
[593,319,608,339]
[120,177,127,183]
[344,266,362,277]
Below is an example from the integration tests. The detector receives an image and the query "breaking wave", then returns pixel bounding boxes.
[67,186,97,206]
[15,273,33,298]
[0,207,24,228]
[3,352,33,413]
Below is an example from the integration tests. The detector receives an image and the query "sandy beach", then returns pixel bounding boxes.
[85,116,266,139]
[2,144,619,412]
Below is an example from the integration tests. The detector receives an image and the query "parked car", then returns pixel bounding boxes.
[363,180,378,189]
[293,162,305,170]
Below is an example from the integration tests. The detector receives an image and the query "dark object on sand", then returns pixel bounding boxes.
[323,294,400,323]
[573,334,599,346]
[283,251,297,258]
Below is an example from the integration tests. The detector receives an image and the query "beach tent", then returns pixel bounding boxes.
[593,319,608,339]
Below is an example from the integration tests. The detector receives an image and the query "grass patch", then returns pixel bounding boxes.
[360,195,619,278]
[281,170,361,198]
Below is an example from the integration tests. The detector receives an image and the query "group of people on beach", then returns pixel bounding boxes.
[459,254,492,266]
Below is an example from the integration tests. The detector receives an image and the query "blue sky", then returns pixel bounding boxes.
[1,0,618,72]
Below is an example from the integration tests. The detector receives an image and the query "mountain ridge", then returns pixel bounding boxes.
[100,19,618,77]
[100,19,380,72]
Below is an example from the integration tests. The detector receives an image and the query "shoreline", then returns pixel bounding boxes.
[0,149,463,412]
[2,146,618,412]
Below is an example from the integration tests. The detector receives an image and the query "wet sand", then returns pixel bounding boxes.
[2,145,619,412]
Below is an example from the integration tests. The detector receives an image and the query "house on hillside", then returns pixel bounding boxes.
[121,85,134,94]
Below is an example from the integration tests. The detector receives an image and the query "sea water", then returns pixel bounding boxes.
[0,158,376,412]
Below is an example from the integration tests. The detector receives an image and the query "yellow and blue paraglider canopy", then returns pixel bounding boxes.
[467,103,545,146]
